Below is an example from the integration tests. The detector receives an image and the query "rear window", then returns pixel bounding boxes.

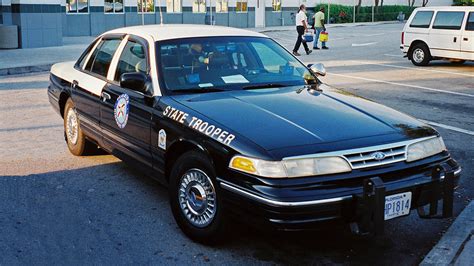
[466,12,474,31]
[86,39,122,78]
[409,11,434,28]
[432,11,465,30]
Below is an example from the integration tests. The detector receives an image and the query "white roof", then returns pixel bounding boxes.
[415,6,474,12]
[106,24,267,41]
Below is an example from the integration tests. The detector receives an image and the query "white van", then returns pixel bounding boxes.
[401,6,474,66]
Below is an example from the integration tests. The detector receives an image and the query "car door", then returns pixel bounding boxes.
[429,11,465,59]
[71,37,122,141]
[461,11,474,60]
[100,36,154,169]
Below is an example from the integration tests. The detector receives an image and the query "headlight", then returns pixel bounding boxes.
[406,136,446,162]
[229,155,351,178]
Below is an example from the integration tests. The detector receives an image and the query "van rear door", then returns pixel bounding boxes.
[429,11,465,60]
[461,12,474,60]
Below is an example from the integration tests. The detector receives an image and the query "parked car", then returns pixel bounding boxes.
[48,25,461,243]
[401,6,474,66]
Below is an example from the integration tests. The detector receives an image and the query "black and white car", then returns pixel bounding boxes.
[48,25,461,243]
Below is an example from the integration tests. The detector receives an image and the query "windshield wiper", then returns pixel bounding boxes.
[171,87,228,94]
[242,83,291,90]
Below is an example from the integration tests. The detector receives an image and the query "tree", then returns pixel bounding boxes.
[422,0,429,6]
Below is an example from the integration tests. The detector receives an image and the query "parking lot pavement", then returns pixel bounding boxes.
[0,23,473,264]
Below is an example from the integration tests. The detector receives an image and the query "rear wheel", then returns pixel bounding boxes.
[410,44,431,66]
[63,98,95,156]
[169,151,225,244]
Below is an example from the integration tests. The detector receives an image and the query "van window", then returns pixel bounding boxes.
[409,11,433,28]
[467,12,474,31]
[432,11,465,30]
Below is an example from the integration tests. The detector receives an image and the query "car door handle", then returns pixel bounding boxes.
[102,92,111,102]
[453,37,457,43]
[72,80,78,89]
[463,37,469,41]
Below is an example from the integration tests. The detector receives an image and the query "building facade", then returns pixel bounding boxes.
[0,0,453,48]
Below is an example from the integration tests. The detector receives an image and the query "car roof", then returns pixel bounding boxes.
[414,6,474,12]
[105,24,267,42]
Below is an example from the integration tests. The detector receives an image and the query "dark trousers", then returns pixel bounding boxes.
[293,26,309,53]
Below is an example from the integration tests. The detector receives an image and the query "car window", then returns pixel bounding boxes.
[115,40,148,81]
[86,39,122,78]
[432,11,465,30]
[77,39,99,69]
[157,37,311,93]
[467,12,474,31]
[409,11,434,28]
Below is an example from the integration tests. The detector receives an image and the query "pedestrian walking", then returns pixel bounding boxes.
[313,6,329,50]
[292,5,312,56]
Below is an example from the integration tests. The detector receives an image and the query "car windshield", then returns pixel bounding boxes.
[156,37,314,93]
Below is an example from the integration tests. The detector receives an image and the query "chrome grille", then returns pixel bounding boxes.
[343,145,407,169]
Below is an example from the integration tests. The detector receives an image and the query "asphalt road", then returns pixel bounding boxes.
[1,23,473,265]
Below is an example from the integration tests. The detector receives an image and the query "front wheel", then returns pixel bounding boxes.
[169,151,225,244]
[410,44,431,66]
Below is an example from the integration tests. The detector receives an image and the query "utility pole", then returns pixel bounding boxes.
[371,1,374,23]
[353,0,356,23]
[327,0,330,25]
[141,0,145,25]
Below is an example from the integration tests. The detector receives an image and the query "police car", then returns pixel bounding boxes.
[48,25,461,243]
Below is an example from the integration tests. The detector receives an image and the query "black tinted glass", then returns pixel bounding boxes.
[410,11,433,28]
[115,41,148,81]
[433,11,465,30]
[89,39,121,77]
[467,12,474,31]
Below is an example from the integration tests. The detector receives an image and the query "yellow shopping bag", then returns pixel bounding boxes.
[319,31,328,42]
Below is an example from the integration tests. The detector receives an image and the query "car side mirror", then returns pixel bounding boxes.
[307,63,326,77]
[120,72,148,93]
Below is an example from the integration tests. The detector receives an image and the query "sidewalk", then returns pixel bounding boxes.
[420,201,474,266]
[0,21,401,76]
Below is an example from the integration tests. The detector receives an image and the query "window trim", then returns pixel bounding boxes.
[66,0,90,15]
[409,10,434,29]
[192,0,206,13]
[104,0,125,14]
[215,0,229,13]
[432,11,466,30]
[235,0,248,13]
[137,0,156,14]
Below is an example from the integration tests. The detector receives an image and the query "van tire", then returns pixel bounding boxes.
[410,43,431,66]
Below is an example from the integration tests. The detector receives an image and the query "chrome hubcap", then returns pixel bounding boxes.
[66,108,79,145]
[413,48,425,63]
[178,169,216,228]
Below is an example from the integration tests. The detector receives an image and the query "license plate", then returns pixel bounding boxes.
[384,192,412,220]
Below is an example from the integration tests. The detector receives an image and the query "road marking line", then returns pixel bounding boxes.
[384,54,402,57]
[419,120,474,136]
[352,42,378,47]
[354,60,474,78]
[330,72,474,98]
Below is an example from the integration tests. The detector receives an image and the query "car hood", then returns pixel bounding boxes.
[170,85,436,153]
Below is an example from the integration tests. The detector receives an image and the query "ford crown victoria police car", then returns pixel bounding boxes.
[48,25,461,243]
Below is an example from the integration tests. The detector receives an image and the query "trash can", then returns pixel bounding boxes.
[0,25,19,49]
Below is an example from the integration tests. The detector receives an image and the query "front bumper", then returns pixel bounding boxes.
[218,157,460,234]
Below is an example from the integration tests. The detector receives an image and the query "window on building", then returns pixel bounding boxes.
[105,0,124,13]
[433,11,465,30]
[467,12,474,31]
[236,0,248,12]
[216,0,228,13]
[86,39,122,78]
[66,0,89,13]
[272,0,281,12]
[409,11,433,28]
[115,41,148,81]
[138,0,155,13]
[192,0,206,13]
[166,0,181,13]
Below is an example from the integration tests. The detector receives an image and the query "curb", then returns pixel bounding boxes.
[420,201,474,265]
[0,64,52,76]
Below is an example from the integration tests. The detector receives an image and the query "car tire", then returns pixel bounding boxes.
[410,43,431,66]
[169,151,225,244]
[63,98,95,156]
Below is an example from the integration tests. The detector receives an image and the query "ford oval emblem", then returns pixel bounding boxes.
[372,152,386,161]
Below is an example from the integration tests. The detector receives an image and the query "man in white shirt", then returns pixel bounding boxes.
[292,5,312,56]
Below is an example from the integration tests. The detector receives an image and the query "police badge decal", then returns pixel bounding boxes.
[114,94,130,129]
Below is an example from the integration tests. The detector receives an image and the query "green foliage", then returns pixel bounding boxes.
[313,4,417,23]
[453,0,473,6]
